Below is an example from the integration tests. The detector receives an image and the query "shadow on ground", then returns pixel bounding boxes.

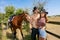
[6,32,18,40]
[24,34,31,40]
[46,30,60,39]
[6,32,31,40]
[6,32,13,40]
[48,21,60,25]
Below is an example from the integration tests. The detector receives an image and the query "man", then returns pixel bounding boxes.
[26,7,40,40]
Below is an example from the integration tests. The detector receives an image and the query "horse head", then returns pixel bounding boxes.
[21,11,29,22]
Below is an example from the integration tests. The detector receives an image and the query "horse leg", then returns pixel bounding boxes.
[19,27,24,39]
[13,28,16,39]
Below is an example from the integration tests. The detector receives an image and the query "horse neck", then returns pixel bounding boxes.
[18,14,25,20]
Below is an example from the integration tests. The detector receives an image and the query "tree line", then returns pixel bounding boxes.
[0,6,24,23]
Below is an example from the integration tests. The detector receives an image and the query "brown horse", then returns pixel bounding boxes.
[10,12,28,39]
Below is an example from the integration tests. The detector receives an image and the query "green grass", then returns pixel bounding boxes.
[24,34,31,40]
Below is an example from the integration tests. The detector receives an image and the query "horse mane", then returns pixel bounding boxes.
[18,13,23,16]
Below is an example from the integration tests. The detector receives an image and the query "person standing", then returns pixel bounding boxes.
[37,11,48,40]
[26,7,40,40]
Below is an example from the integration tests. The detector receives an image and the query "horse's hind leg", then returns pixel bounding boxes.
[13,28,16,39]
[19,27,24,39]
[14,31,16,38]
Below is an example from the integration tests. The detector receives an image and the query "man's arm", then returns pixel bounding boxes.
[25,14,33,30]
[26,14,31,22]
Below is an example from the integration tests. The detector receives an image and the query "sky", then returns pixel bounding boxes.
[0,0,60,16]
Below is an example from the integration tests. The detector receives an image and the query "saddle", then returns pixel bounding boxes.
[8,15,16,27]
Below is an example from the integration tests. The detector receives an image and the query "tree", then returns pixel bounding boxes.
[0,13,5,23]
[5,6,15,21]
[15,8,23,15]
[37,0,46,12]
[5,6,15,17]
[33,0,47,12]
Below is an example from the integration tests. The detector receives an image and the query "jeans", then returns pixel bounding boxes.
[31,28,39,40]
[39,28,46,38]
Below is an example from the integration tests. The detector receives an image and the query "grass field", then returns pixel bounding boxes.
[48,16,60,22]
